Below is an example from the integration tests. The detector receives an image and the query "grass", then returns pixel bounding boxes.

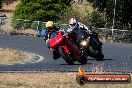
[0,48,27,63]
[0,72,131,88]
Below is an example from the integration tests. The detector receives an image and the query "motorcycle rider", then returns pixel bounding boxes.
[44,21,60,60]
[44,21,59,44]
[67,17,102,46]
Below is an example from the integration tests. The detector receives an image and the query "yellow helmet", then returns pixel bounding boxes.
[45,21,53,29]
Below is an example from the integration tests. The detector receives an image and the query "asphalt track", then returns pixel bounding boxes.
[0,34,132,72]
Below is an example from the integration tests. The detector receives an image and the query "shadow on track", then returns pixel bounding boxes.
[60,63,92,65]
[87,58,114,61]
[103,58,114,61]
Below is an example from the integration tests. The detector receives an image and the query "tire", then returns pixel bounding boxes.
[96,52,104,61]
[89,46,104,61]
[76,76,87,85]
[78,56,87,65]
[89,46,98,56]
[53,55,59,60]
[37,34,40,37]
[59,47,74,65]
[53,54,60,60]
[52,51,61,60]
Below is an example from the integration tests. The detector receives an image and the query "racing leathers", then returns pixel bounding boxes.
[67,22,102,47]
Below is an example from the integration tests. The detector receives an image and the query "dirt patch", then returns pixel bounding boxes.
[0,48,27,63]
[1,1,20,32]
[10,29,38,37]
[1,1,38,36]
[2,1,20,11]
[17,29,37,35]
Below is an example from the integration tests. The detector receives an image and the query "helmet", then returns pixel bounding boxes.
[69,17,78,30]
[45,21,54,29]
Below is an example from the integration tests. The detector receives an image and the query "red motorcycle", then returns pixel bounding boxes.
[48,31,87,65]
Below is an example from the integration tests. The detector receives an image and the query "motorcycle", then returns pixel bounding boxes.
[77,30,104,61]
[48,31,87,65]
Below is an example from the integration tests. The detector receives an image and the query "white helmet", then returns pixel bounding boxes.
[69,17,78,30]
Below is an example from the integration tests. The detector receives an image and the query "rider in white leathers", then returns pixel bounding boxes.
[67,17,102,46]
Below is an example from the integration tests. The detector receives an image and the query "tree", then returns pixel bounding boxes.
[89,0,132,29]
[106,0,132,29]
[90,10,106,27]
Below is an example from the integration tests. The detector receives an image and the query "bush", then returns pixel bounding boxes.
[11,19,24,29]
[13,0,70,22]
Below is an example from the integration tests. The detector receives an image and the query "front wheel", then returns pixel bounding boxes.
[59,47,74,65]
[78,56,87,65]
[95,52,104,61]
[52,50,61,60]
[89,46,104,61]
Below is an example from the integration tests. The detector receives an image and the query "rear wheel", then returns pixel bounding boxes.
[59,47,74,65]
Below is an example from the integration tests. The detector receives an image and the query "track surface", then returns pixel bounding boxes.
[0,34,132,72]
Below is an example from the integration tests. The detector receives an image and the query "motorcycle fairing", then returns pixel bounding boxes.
[59,45,70,54]
[65,39,80,60]
[49,32,64,48]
